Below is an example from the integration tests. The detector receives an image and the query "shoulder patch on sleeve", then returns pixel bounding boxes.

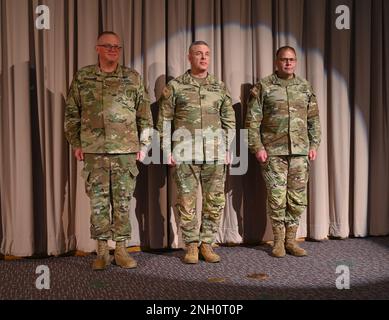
[162,86,172,99]
[250,86,260,98]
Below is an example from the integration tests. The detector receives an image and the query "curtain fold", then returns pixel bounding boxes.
[352,0,371,237]
[368,0,389,235]
[1,0,388,256]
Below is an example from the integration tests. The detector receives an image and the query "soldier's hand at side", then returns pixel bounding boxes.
[74,148,84,161]
[167,154,176,167]
[137,151,146,162]
[309,149,317,161]
[255,150,268,163]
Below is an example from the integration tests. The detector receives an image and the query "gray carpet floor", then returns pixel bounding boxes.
[1,236,388,300]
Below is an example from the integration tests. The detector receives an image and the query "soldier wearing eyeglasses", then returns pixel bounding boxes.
[245,46,321,258]
[64,31,152,270]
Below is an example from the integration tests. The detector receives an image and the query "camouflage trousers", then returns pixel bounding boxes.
[174,163,226,245]
[82,153,139,241]
[261,156,309,227]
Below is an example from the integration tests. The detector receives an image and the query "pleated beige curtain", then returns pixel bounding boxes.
[1,0,388,256]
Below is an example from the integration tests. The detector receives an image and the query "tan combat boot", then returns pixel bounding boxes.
[272,225,286,258]
[92,240,112,271]
[285,225,307,256]
[184,242,199,264]
[200,243,220,263]
[114,241,137,269]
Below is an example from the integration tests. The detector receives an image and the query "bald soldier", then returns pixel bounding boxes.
[65,31,152,270]
[157,41,235,264]
[245,46,321,257]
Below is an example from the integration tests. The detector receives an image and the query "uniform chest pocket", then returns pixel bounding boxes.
[116,85,137,111]
[79,80,102,105]
[207,101,220,114]
[175,94,192,109]
[292,91,310,111]
[303,91,311,104]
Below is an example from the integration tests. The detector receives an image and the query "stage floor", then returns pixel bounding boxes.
[1,236,388,300]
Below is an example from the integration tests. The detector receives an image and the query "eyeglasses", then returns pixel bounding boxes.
[97,44,122,51]
[278,58,297,63]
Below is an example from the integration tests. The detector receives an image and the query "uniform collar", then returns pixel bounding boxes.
[182,70,217,86]
[271,72,300,86]
[94,64,123,77]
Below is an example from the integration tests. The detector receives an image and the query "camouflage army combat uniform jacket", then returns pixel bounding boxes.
[64,64,152,154]
[245,73,321,156]
[157,70,235,162]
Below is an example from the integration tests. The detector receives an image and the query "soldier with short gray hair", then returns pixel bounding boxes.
[64,31,153,270]
[157,41,235,264]
[245,46,321,257]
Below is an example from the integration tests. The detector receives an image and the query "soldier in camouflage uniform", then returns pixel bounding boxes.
[157,41,235,264]
[64,31,152,270]
[245,46,321,257]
